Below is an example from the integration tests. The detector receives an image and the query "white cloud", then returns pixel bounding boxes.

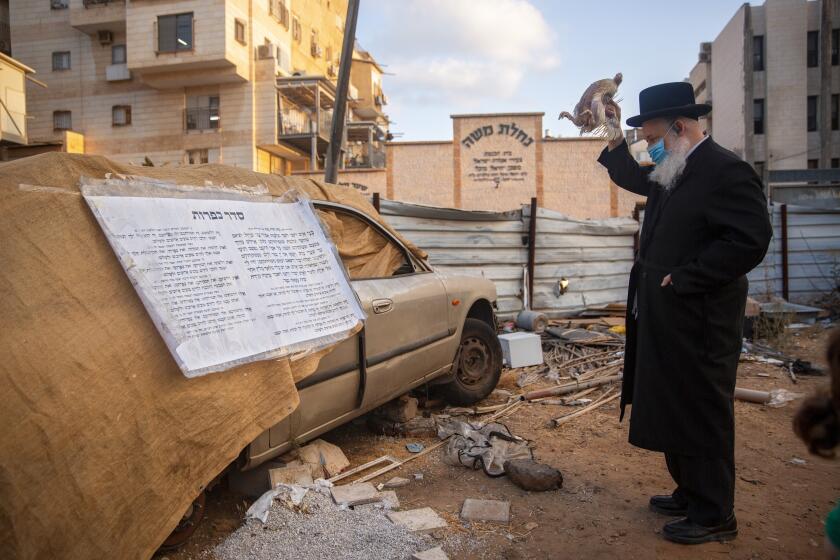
[363,0,559,105]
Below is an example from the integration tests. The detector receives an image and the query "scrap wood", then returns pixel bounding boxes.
[521,374,622,401]
[549,391,621,428]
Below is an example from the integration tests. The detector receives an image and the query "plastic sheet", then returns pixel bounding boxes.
[81,177,366,377]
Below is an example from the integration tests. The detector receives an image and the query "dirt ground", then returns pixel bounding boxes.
[167,326,839,560]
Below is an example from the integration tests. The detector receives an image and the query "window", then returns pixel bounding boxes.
[753,35,764,71]
[53,110,71,131]
[754,161,765,178]
[753,99,765,135]
[186,95,220,130]
[269,0,289,28]
[310,29,320,57]
[52,51,70,71]
[832,158,839,168]
[111,44,126,65]
[833,95,839,130]
[112,105,131,126]
[234,19,246,45]
[292,16,301,43]
[833,29,839,65]
[158,13,193,53]
[808,159,819,169]
[808,95,819,131]
[186,149,209,165]
[808,30,819,67]
[319,208,413,279]
[50,0,68,9]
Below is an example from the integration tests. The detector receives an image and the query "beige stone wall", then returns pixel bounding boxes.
[294,168,386,197]
[453,113,542,211]
[542,138,642,219]
[711,3,747,158]
[388,142,454,207]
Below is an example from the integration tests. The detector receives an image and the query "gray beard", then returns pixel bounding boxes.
[650,138,691,191]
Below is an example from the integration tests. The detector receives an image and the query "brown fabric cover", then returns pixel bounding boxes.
[0,153,425,560]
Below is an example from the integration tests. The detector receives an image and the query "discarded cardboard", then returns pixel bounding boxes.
[330,483,381,507]
[460,499,511,524]
[387,508,448,534]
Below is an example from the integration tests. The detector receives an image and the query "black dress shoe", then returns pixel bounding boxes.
[649,495,688,516]
[663,514,738,544]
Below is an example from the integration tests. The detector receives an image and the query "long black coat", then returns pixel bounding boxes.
[598,137,772,457]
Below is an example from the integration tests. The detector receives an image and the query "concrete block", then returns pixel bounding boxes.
[412,547,449,560]
[377,490,400,510]
[330,482,381,507]
[460,499,511,523]
[376,395,419,423]
[387,507,448,534]
[269,464,314,488]
[383,476,411,489]
[298,438,350,478]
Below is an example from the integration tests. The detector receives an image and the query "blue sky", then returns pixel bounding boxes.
[355,0,748,141]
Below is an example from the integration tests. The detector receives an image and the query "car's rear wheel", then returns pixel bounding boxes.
[440,318,502,406]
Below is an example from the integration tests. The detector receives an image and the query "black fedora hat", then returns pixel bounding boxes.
[626,82,711,128]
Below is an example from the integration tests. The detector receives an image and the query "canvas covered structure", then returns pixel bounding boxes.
[0,153,426,560]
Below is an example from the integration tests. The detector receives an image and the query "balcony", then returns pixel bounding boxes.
[185,106,221,132]
[70,0,125,35]
[277,76,337,169]
[344,121,386,169]
[105,63,131,81]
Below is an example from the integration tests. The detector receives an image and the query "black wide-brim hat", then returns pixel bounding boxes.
[626,81,711,128]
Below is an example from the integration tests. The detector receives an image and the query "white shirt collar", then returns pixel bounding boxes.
[686,134,709,158]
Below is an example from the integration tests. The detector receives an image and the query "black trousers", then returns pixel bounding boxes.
[665,452,735,526]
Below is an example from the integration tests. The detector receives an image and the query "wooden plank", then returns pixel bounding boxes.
[536,233,635,249]
[387,215,524,233]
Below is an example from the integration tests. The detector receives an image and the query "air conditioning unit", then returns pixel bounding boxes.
[699,51,711,63]
[50,0,68,10]
[327,63,337,77]
[256,44,275,60]
[98,30,114,45]
[311,44,322,58]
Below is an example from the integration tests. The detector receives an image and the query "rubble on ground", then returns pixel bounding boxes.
[216,486,435,560]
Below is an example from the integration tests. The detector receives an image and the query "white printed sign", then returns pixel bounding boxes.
[83,191,365,377]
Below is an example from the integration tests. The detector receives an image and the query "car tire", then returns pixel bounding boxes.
[440,318,503,406]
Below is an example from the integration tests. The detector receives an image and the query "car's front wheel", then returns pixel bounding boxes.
[440,318,503,406]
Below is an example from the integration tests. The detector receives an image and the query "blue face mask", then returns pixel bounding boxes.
[647,122,677,165]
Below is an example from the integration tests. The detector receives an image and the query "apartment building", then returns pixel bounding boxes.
[687,0,840,178]
[8,0,389,174]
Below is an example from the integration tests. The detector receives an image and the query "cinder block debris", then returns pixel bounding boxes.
[387,507,448,534]
[376,395,419,423]
[383,476,411,489]
[298,438,350,478]
[269,464,314,488]
[330,482,381,507]
[460,498,511,523]
[412,547,449,560]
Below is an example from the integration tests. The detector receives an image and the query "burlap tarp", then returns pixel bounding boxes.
[0,153,427,560]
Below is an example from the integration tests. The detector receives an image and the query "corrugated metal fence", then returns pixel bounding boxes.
[748,204,840,303]
[379,199,638,319]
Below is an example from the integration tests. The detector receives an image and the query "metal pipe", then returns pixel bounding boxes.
[527,197,537,309]
[372,192,380,213]
[325,0,360,184]
[520,374,622,401]
[356,326,367,408]
[781,204,789,300]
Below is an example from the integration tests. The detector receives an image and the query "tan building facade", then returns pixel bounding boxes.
[9,0,386,173]
[688,0,840,176]
[298,112,643,219]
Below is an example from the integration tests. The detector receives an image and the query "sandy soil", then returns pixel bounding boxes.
[166,326,839,560]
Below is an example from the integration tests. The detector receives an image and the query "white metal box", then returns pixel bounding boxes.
[498,332,543,368]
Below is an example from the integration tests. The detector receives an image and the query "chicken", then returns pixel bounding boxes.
[559,73,623,141]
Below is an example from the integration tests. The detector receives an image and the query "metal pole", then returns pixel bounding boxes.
[527,197,537,309]
[372,192,380,212]
[780,204,789,300]
[325,0,360,184]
